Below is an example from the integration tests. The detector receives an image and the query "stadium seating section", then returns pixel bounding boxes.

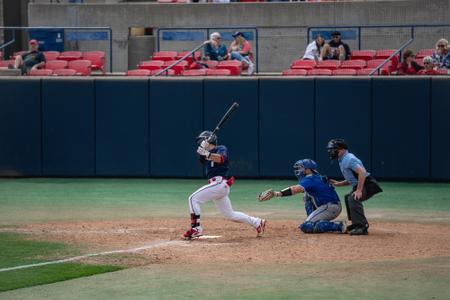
[282,49,411,76]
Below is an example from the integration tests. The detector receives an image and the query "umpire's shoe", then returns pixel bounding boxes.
[349,226,368,236]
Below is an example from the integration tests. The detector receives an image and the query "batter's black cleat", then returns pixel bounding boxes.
[349,226,368,236]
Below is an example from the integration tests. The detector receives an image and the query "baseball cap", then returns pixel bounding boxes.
[331,31,341,37]
[232,31,244,38]
[29,39,38,45]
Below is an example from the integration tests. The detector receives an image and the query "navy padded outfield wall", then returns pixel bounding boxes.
[431,78,450,180]
[42,79,96,176]
[0,79,41,176]
[0,77,449,180]
[95,79,149,176]
[259,78,315,177]
[372,78,430,179]
[150,79,204,177]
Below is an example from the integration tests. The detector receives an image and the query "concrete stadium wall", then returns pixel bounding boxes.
[28,0,450,72]
[1,76,450,180]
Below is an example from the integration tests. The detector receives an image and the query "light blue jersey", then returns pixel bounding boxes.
[338,151,370,187]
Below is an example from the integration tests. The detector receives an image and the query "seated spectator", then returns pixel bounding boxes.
[320,31,351,61]
[13,39,46,75]
[229,31,254,75]
[417,56,441,75]
[204,32,228,61]
[302,34,325,62]
[431,38,450,70]
[397,49,423,75]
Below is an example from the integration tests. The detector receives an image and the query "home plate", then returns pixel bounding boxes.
[199,235,221,239]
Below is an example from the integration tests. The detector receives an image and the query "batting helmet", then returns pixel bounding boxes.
[195,131,217,146]
[327,138,348,159]
[293,159,318,179]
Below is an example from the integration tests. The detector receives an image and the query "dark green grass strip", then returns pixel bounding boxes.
[0,232,122,292]
[0,263,122,292]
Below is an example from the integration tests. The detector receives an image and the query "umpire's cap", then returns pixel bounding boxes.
[327,138,348,150]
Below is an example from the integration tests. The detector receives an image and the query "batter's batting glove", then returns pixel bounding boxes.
[197,146,211,158]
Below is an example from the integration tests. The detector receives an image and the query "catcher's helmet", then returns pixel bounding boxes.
[195,131,217,146]
[327,138,348,159]
[293,159,318,179]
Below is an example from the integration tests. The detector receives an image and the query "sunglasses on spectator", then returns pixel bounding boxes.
[437,44,445,47]
[424,62,432,64]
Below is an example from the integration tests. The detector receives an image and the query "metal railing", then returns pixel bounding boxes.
[156,26,259,73]
[0,26,113,72]
[153,42,205,77]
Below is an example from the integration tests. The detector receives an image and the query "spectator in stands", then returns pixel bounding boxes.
[417,56,440,75]
[229,31,254,75]
[302,34,325,62]
[397,49,423,75]
[432,38,450,70]
[204,32,229,61]
[12,39,46,75]
[321,31,351,61]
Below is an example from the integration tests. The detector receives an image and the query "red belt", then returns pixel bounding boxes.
[208,176,235,186]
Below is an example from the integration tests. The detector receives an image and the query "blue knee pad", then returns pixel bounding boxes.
[299,220,341,233]
[299,221,315,233]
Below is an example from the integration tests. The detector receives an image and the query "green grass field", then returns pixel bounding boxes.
[0,178,450,299]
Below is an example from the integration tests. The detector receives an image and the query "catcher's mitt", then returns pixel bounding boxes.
[258,189,276,202]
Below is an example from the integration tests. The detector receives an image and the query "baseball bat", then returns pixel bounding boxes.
[208,102,240,142]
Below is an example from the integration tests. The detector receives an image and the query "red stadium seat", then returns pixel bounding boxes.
[45,60,68,70]
[152,51,178,61]
[291,59,316,70]
[206,69,231,76]
[316,60,341,70]
[216,60,242,75]
[307,69,332,76]
[350,50,376,61]
[157,0,177,3]
[43,51,60,61]
[127,69,151,76]
[150,69,176,76]
[282,69,307,76]
[332,69,357,76]
[138,60,164,70]
[176,51,201,64]
[83,51,105,74]
[0,59,15,68]
[53,68,77,76]
[367,59,391,69]
[68,60,92,76]
[356,68,389,76]
[340,60,366,70]
[0,51,3,60]
[416,49,434,59]
[58,51,83,61]
[162,60,188,74]
[29,69,54,76]
[181,69,207,76]
[375,49,397,59]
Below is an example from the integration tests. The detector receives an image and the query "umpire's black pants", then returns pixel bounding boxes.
[344,176,382,228]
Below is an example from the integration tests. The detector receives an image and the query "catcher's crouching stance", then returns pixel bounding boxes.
[258,159,345,234]
[183,131,266,240]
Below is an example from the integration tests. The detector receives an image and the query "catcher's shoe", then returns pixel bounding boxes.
[183,227,203,240]
[256,219,266,237]
[340,221,348,234]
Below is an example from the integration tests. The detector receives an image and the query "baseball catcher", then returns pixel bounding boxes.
[183,131,266,240]
[258,159,346,234]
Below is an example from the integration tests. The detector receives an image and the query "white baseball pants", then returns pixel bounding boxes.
[188,177,261,228]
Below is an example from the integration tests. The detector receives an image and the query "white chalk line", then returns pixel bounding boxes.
[0,240,183,273]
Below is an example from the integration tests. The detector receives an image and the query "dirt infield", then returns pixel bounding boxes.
[7,218,450,267]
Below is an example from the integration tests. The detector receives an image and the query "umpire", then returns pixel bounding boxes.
[327,138,382,235]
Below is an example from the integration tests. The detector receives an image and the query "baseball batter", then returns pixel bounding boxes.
[183,131,266,240]
[258,159,345,234]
